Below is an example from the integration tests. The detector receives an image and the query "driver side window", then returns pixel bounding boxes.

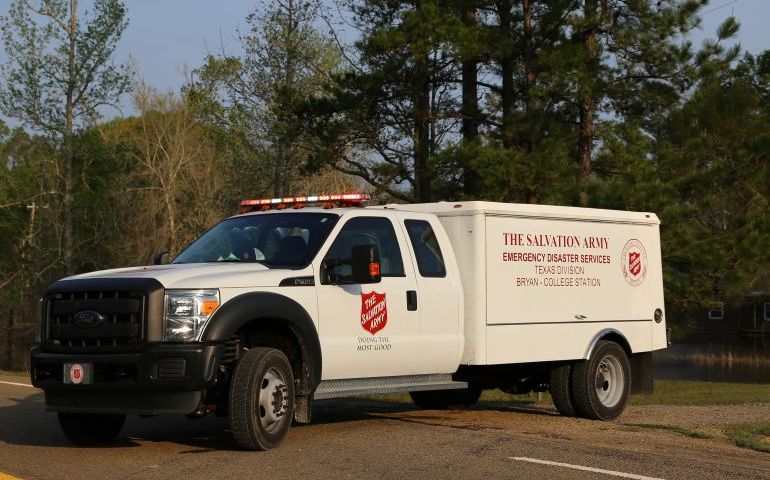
[324,216,405,281]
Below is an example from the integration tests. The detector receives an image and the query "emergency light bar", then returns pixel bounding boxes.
[239,193,371,213]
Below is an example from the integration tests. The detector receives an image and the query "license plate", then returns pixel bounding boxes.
[63,363,92,385]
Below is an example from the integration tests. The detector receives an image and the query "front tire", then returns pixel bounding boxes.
[57,412,125,446]
[409,386,481,410]
[571,340,631,420]
[230,347,295,450]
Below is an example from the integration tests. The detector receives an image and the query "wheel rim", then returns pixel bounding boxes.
[594,354,624,408]
[258,367,289,434]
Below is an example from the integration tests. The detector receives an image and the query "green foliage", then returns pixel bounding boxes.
[186,0,342,198]
[0,0,133,136]
[652,59,770,311]
[0,0,133,275]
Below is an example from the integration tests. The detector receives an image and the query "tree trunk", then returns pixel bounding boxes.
[498,0,515,150]
[521,0,536,153]
[275,0,297,197]
[164,191,176,252]
[577,0,598,180]
[63,0,78,275]
[522,0,535,113]
[274,142,285,197]
[413,49,432,202]
[460,0,480,197]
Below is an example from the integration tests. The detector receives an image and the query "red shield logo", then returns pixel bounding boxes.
[361,291,387,335]
[70,364,83,384]
[629,252,641,277]
[621,239,647,287]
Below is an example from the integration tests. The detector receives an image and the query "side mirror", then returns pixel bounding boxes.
[320,257,341,285]
[351,244,381,284]
[153,251,170,265]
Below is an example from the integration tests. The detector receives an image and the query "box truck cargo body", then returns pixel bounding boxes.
[394,202,667,367]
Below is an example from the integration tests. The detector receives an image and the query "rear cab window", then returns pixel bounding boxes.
[404,220,446,278]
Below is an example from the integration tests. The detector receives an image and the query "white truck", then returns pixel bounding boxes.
[31,194,667,450]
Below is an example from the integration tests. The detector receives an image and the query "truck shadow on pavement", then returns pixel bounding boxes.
[0,390,557,451]
[0,390,241,450]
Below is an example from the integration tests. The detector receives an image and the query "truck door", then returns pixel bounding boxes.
[396,213,463,373]
[315,213,421,379]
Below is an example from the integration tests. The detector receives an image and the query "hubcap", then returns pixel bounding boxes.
[594,354,624,408]
[258,367,288,433]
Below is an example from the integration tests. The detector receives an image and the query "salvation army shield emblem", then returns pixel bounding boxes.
[629,252,641,276]
[621,239,647,287]
[361,291,387,335]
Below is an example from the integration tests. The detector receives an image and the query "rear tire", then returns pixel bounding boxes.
[549,363,577,417]
[571,340,631,420]
[57,412,125,446]
[230,347,295,450]
[409,386,481,410]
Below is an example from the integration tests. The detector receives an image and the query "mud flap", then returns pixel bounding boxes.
[294,394,311,424]
[630,352,654,394]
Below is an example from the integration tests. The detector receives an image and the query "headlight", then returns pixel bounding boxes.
[164,290,220,342]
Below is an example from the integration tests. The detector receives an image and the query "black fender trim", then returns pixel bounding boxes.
[202,292,321,395]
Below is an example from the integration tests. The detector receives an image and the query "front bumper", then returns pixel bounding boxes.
[30,343,225,415]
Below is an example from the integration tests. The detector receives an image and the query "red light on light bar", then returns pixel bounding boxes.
[239,193,371,213]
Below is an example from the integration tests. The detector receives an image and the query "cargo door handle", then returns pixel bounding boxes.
[406,290,418,311]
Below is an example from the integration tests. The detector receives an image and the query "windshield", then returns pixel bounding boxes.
[173,212,339,268]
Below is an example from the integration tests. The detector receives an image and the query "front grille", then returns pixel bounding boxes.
[45,290,146,349]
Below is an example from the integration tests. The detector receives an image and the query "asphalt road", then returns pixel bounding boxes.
[0,377,768,480]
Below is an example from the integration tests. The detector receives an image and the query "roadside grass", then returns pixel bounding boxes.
[725,423,770,454]
[622,422,714,439]
[629,380,770,406]
[0,369,28,378]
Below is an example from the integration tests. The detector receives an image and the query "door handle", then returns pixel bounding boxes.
[406,290,418,311]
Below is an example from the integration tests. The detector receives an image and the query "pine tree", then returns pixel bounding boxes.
[307,1,466,202]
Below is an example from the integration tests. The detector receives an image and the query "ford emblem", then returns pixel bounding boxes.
[72,310,105,328]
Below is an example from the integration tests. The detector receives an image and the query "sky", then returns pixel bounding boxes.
[1,0,769,123]
[117,0,770,95]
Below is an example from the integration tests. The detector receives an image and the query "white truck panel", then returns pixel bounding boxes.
[485,321,652,364]
[389,201,666,366]
[436,214,487,365]
[484,214,662,326]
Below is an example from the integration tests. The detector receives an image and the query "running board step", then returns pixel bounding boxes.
[313,374,467,400]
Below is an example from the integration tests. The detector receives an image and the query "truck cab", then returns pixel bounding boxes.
[31,194,467,449]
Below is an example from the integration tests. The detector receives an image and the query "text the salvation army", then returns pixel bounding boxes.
[503,233,609,249]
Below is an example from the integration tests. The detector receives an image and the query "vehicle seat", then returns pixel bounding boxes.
[230,231,254,260]
[275,235,308,265]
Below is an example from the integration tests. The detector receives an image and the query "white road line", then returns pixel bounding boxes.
[0,380,33,388]
[510,457,665,480]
